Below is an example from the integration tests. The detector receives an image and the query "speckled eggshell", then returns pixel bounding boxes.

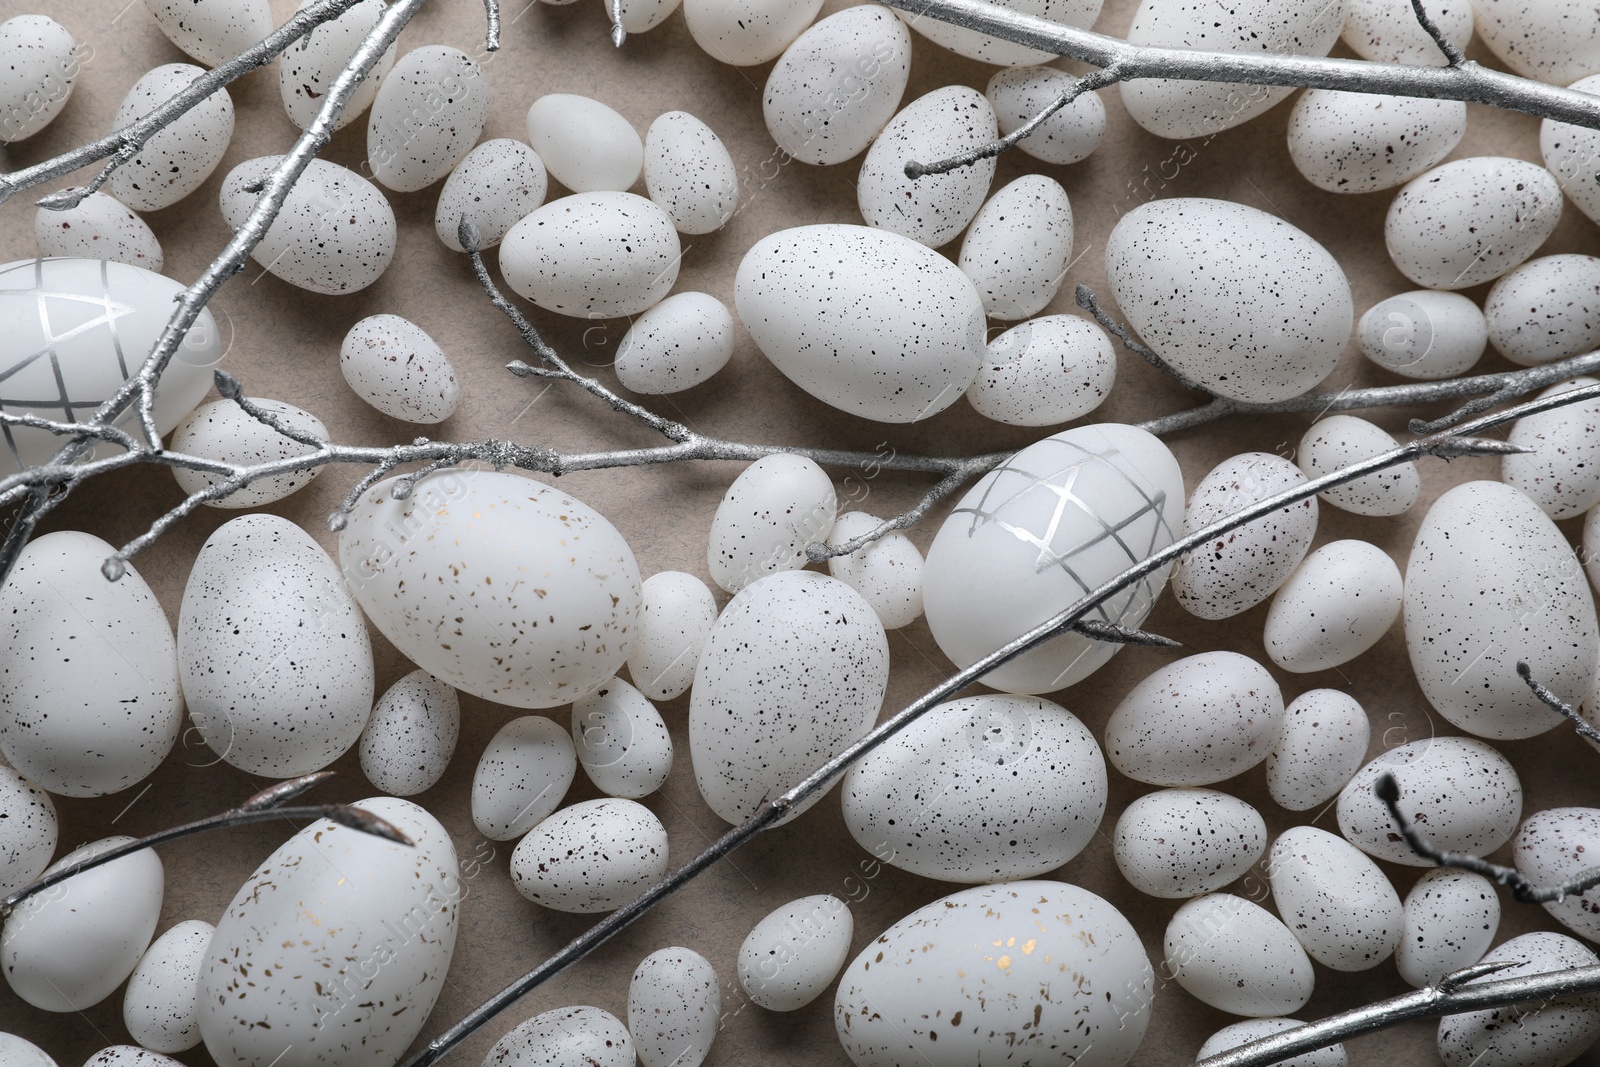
[1542,74,1600,228]
[642,111,738,235]
[0,765,54,894]
[435,138,547,252]
[1298,415,1418,516]
[986,66,1105,165]
[525,94,642,194]
[1113,788,1266,899]
[0,530,181,797]
[629,947,720,1067]
[509,798,668,913]
[1437,932,1600,1067]
[1,836,162,1012]
[1172,452,1319,620]
[627,571,717,701]
[1405,480,1599,739]
[922,423,1185,694]
[143,0,270,67]
[0,1033,56,1067]
[500,192,679,318]
[367,46,487,193]
[1342,0,1472,63]
[1473,0,1600,85]
[1120,0,1344,139]
[219,156,395,294]
[0,16,78,144]
[1338,737,1522,866]
[1164,893,1313,1016]
[109,63,234,212]
[472,715,577,841]
[122,919,213,1053]
[681,0,821,66]
[706,453,837,593]
[337,470,642,709]
[168,397,330,507]
[613,0,681,33]
[898,0,1101,66]
[358,668,459,796]
[1106,652,1285,787]
[1287,91,1466,194]
[1106,198,1352,403]
[737,895,852,1012]
[825,511,924,630]
[178,514,374,778]
[1268,825,1402,971]
[197,797,459,1067]
[857,86,997,249]
[1357,289,1487,379]
[763,6,911,166]
[34,192,162,271]
[1197,1019,1347,1067]
[482,1006,636,1067]
[339,313,460,423]
[1485,254,1600,367]
[1265,689,1369,812]
[837,880,1152,1067]
[734,223,986,423]
[965,314,1116,427]
[80,1048,182,1067]
[279,0,394,132]
[572,677,673,799]
[1504,377,1600,519]
[841,694,1106,883]
[1514,808,1600,941]
[1396,869,1500,988]
[1386,158,1563,290]
[1264,540,1403,673]
[689,570,889,826]
[614,291,734,394]
[957,174,1072,321]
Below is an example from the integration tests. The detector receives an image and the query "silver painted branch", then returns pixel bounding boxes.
[482,0,502,51]
[1408,0,1465,67]
[1518,660,1600,744]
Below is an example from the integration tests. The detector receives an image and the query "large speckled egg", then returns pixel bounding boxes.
[509,798,668,913]
[628,948,720,1067]
[338,469,642,709]
[358,669,459,796]
[122,919,213,1053]
[1113,788,1266,899]
[1265,689,1370,811]
[642,111,738,234]
[471,715,577,841]
[857,86,997,249]
[1514,808,1600,941]
[367,46,487,193]
[1287,91,1465,194]
[482,1006,635,1067]
[836,881,1153,1067]
[737,895,853,1011]
[279,0,394,132]
[1269,826,1402,971]
[33,192,162,271]
[1264,539,1404,673]
[142,0,270,67]
[434,138,548,252]
[0,764,55,893]
[1167,895,1315,1016]
[1385,158,1562,290]
[109,63,234,212]
[1396,869,1500,988]
[499,192,680,319]
[0,15,78,144]
[1437,932,1600,1067]
[168,397,329,507]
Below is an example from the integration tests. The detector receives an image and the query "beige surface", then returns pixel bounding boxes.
[2,0,1600,1063]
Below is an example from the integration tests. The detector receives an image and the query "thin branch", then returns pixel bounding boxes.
[222,374,331,449]
[1517,660,1600,743]
[1071,618,1182,647]
[1408,0,1465,67]
[806,457,1005,561]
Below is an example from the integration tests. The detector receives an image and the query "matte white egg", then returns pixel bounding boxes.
[1436,932,1600,1067]
[500,192,680,318]
[1113,788,1266,899]
[472,715,577,841]
[142,0,271,67]
[1198,1019,1347,1067]
[525,94,641,194]
[435,138,548,251]
[986,66,1105,166]
[1356,289,1487,379]
[339,313,460,424]
[1485,255,1600,367]
[1297,415,1419,516]
[825,511,924,630]
[122,919,213,1053]
[0,764,55,893]
[613,291,733,395]
[1341,0,1472,64]
[0,1033,56,1067]
[1268,825,1402,971]
[965,314,1116,427]
[857,86,997,249]
[629,947,720,1067]
[1472,0,1600,85]
[1542,74,1600,229]
[627,570,717,701]
[1396,869,1500,988]
[958,174,1072,321]
[612,0,680,33]
[1265,689,1370,812]
[572,677,672,798]
[510,798,667,913]
[482,1006,635,1067]
[1165,893,1314,1016]
[279,0,394,132]
[681,0,821,65]
[33,192,162,272]
[0,15,78,143]
[358,668,459,796]
[367,45,488,193]
[109,63,235,212]
[1514,807,1600,941]
[1265,539,1404,673]
[897,0,1101,66]
[737,895,852,1012]
[642,111,738,235]
[1504,377,1600,519]
[706,453,837,593]
[1288,91,1466,194]
[168,397,329,507]
[81,1047,181,1067]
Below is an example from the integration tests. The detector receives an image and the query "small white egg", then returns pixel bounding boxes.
[0,15,78,143]
[706,453,837,593]
[472,715,577,842]
[1287,91,1465,194]
[1396,869,1500,988]
[109,63,235,212]
[1386,157,1563,290]
[510,798,668,913]
[737,895,852,1011]
[613,291,734,395]
[499,192,680,319]
[857,86,997,249]
[1357,289,1487,379]
[168,397,329,507]
[629,947,720,1067]
[122,919,213,1054]
[1514,808,1600,941]
[358,669,459,796]
[1485,254,1600,367]
[1503,377,1600,519]
[571,677,673,798]
[1164,893,1315,1017]
[986,66,1105,166]
[482,1006,635,1067]
[824,511,924,630]
[33,192,162,272]
[0,765,55,895]
[627,571,717,701]
[142,0,270,67]
[958,174,1073,321]
[434,138,548,252]
[1113,788,1267,899]
[642,111,738,235]
[1437,932,1600,1067]
[367,45,488,193]
[1265,689,1370,812]
[339,314,460,424]
[965,314,1116,427]
[526,94,643,194]
[681,0,821,66]
[1298,415,1418,517]
[1269,825,1403,971]
[279,0,394,132]
[1264,539,1404,672]
[1341,0,1472,64]
[1198,1018,1347,1067]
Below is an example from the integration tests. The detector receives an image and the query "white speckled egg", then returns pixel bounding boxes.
[629,947,719,1067]
[34,192,162,271]
[0,16,78,143]
[986,66,1105,166]
[472,715,577,841]
[122,919,212,1054]
[1198,1018,1347,1067]
[958,175,1072,321]
[572,677,673,798]
[198,797,458,1067]
[1265,539,1403,673]
[825,511,924,630]
[2,836,162,1012]
[1472,0,1600,85]
[435,138,547,252]
[168,397,329,507]
[1164,893,1313,1017]
[734,224,986,423]
[613,0,680,33]
[279,0,394,132]
[1287,91,1466,194]
[706,453,836,593]
[922,423,1185,694]
[627,571,716,701]
[1269,825,1402,971]
[1386,158,1563,290]
[81,1047,181,1067]
[690,571,888,825]
[338,470,642,708]
[858,86,996,249]
[358,668,459,796]
[500,192,679,319]
[219,156,395,294]
[642,111,738,235]
[898,0,1101,66]
[109,63,234,212]
[1542,74,1600,228]
[1405,480,1598,739]
[367,46,487,193]
[1172,452,1319,620]
[0,1033,56,1067]
[1338,737,1522,866]
[1437,932,1600,1067]
[482,1006,635,1067]
[682,0,820,65]
[1106,198,1352,403]
[738,895,852,1012]
[1298,415,1418,516]
[965,314,1116,427]
[1105,651,1285,786]
[510,798,667,913]
[764,6,910,166]
[838,881,1152,1067]
[142,0,270,67]
[1504,377,1600,519]
[0,765,54,894]
[1357,289,1487,379]
[1266,689,1370,812]
[526,94,642,194]
[1342,0,1472,64]
[1514,808,1600,941]
[1485,255,1600,367]
[179,514,374,777]
[614,291,733,395]
[339,313,460,423]
[1113,788,1266,899]
[0,530,181,797]
[841,694,1106,883]
[1396,869,1500,988]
